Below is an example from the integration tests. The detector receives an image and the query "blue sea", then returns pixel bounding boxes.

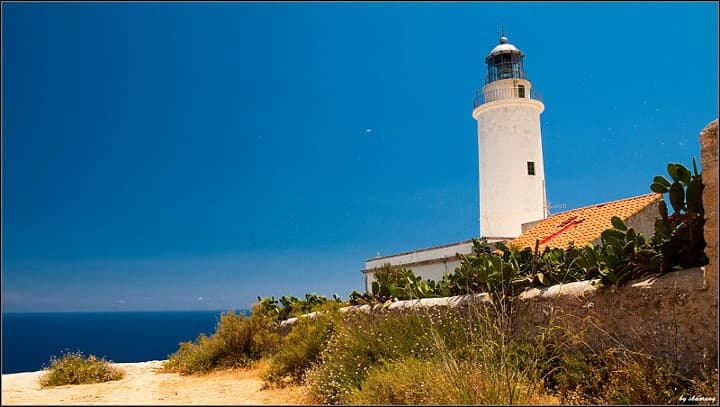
[1,310,245,374]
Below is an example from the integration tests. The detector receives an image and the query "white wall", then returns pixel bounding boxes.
[364,259,465,293]
[365,241,474,270]
[363,241,475,293]
[589,201,662,247]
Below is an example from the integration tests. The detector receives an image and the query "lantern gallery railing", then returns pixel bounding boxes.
[473,87,542,107]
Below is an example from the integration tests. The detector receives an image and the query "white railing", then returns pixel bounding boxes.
[474,87,542,107]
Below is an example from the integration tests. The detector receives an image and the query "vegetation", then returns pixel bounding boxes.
[579,160,706,287]
[39,351,124,387]
[546,345,715,405]
[344,356,465,405]
[264,311,342,384]
[255,293,346,321]
[163,293,345,375]
[302,305,717,405]
[159,157,715,404]
[163,309,281,374]
[650,160,707,271]
[304,308,471,404]
[161,290,716,404]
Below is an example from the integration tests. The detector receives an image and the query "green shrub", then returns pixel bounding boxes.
[39,351,124,387]
[163,309,281,374]
[265,311,342,384]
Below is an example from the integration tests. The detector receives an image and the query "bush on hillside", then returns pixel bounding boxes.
[264,310,342,385]
[163,309,281,374]
[39,351,124,387]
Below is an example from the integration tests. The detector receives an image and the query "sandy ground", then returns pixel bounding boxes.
[1,360,310,405]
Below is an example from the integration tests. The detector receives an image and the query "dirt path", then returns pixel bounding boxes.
[1,360,309,405]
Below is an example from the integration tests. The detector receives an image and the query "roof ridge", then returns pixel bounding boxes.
[548,192,661,219]
[509,192,663,251]
[365,239,475,262]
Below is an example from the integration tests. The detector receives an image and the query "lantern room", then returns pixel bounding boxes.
[485,36,527,84]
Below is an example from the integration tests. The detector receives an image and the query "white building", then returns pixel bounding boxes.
[362,34,546,291]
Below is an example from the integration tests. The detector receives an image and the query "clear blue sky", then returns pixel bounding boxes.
[2,2,718,312]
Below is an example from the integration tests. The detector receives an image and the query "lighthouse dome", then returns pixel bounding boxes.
[486,36,525,62]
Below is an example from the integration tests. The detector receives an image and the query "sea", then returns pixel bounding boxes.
[1,310,247,374]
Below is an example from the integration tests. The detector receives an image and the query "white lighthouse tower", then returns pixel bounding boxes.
[472,34,547,239]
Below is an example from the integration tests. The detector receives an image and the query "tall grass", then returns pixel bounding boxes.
[346,356,468,405]
[303,307,476,405]
[304,306,500,404]
[301,301,718,405]
[425,305,549,404]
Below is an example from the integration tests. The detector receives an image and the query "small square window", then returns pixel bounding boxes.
[527,161,536,175]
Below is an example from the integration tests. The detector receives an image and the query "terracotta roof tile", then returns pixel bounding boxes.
[507,193,662,252]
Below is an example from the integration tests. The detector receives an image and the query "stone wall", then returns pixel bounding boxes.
[511,267,716,375]
[701,119,718,289]
[287,266,716,375]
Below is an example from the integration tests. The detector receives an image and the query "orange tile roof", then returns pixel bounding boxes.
[507,193,662,252]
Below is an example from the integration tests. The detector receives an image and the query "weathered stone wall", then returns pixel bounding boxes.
[284,269,716,374]
[701,119,718,289]
[511,267,716,375]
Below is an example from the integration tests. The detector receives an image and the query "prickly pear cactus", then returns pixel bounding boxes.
[650,159,707,272]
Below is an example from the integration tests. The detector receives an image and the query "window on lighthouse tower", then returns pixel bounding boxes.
[527,161,536,175]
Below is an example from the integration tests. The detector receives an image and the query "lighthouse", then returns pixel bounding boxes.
[362,34,665,293]
[472,34,547,239]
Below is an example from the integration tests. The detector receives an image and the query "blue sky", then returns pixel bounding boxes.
[2,2,718,312]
